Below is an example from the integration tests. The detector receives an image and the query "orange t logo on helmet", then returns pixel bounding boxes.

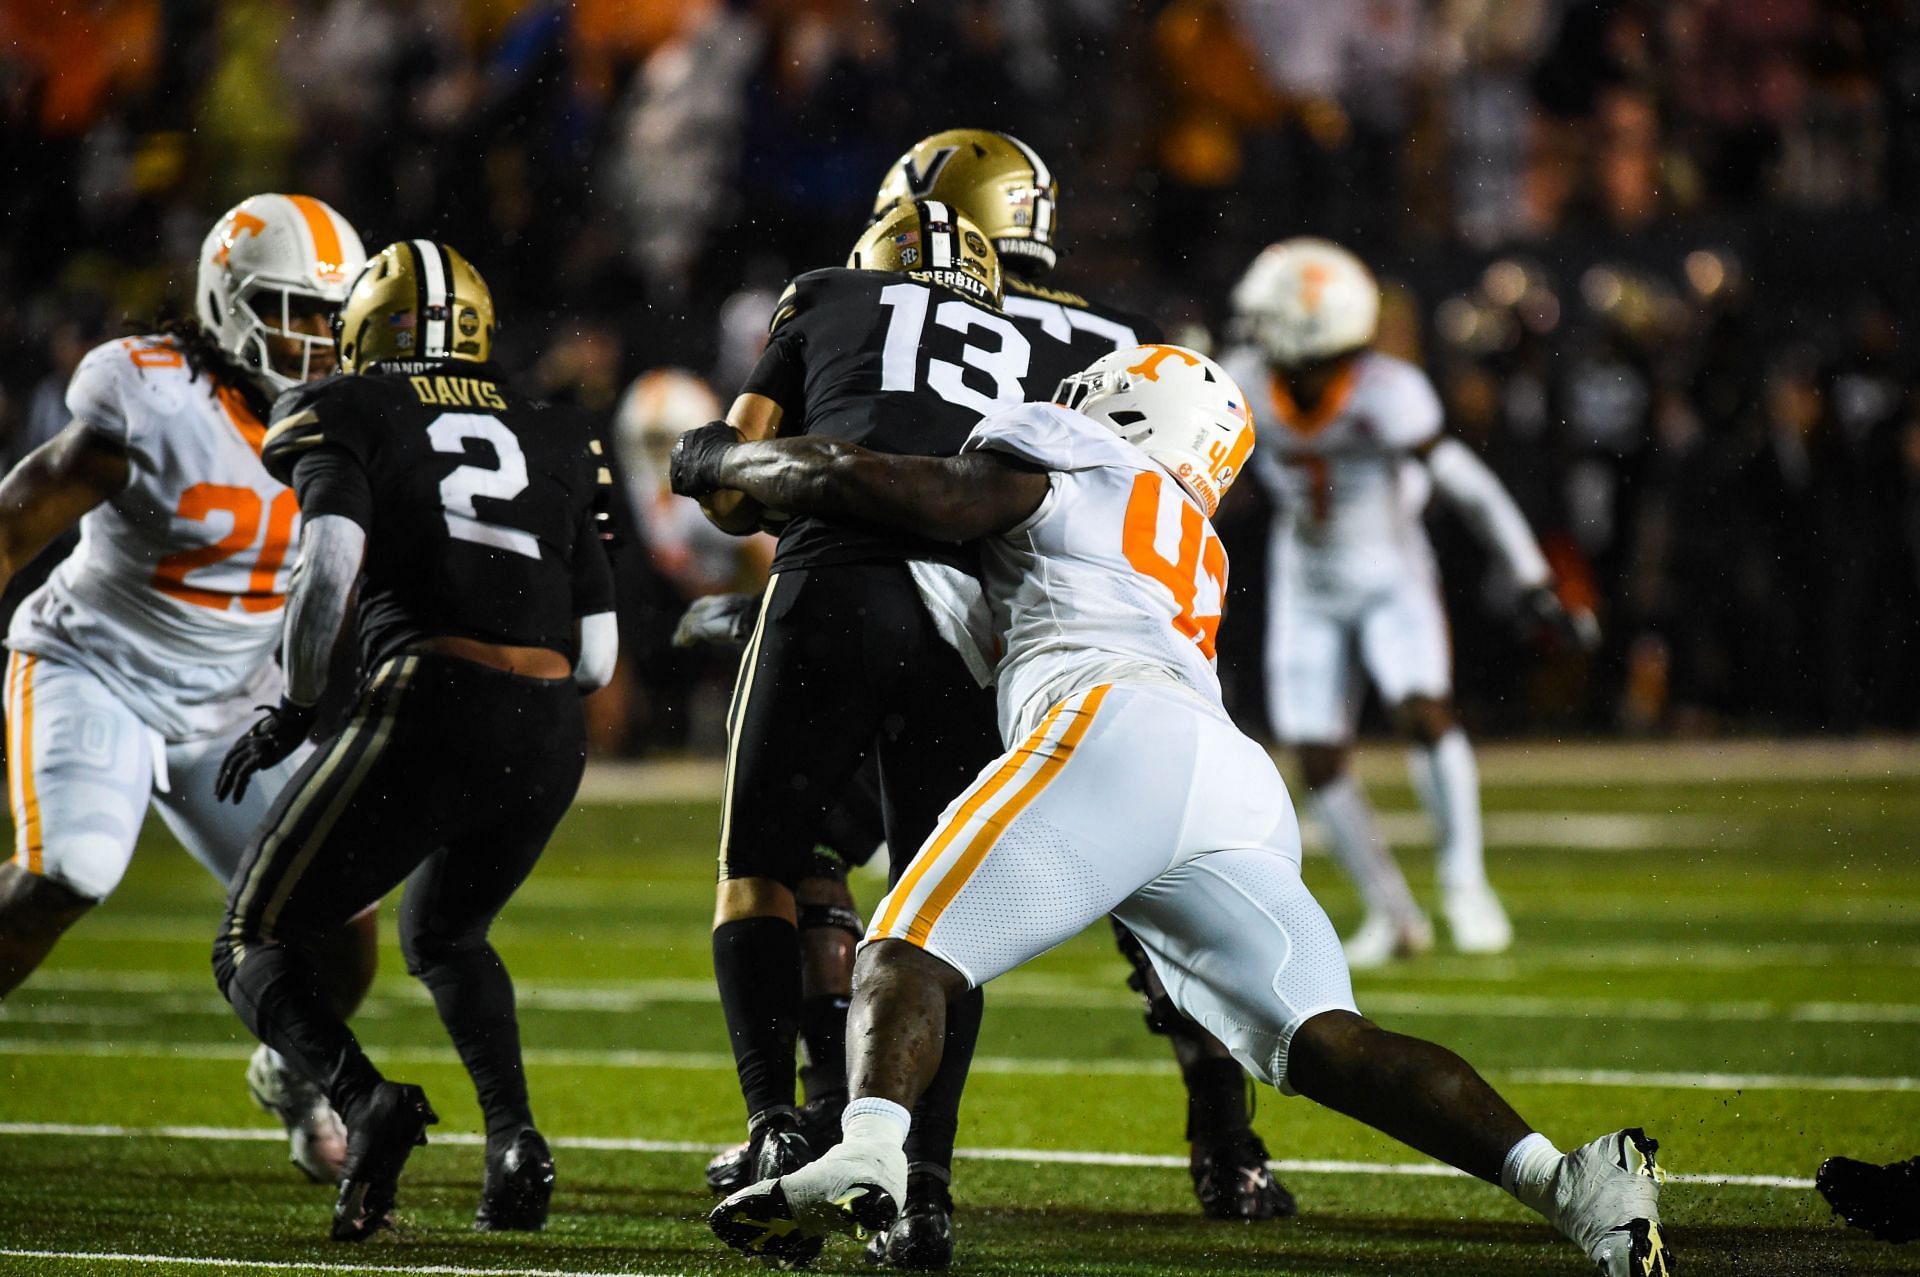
[1126,345,1202,382]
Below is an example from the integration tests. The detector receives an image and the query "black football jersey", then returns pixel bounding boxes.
[263,359,615,670]
[743,268,1157,572]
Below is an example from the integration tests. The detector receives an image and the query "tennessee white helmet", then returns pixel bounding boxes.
[614,368,723,484]
[195,194,366,393]
[1055,344,1255,517]
[1232,237,1379,368]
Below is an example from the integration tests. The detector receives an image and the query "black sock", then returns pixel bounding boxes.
[798,993,851,1106]
[1184,1056,1252,1146]
[410,941,532,1141]
[905,985,982,1174]
[713,917,803,1120]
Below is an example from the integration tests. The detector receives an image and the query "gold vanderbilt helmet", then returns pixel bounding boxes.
[871,129,1059,277]
[332,240,495,373]
[848,199,1002,310]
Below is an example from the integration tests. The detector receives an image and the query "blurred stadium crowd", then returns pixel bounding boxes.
[4,0,1920,750]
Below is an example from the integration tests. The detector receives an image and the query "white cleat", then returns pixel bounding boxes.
[1342,910,1435,969]
[1443,881,1513,954]
[246,1044,347,1184]
[1545,1128,1674,1276]
[708,1138,906,1262]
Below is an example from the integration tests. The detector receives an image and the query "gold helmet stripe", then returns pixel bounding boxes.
[411,238,449,356]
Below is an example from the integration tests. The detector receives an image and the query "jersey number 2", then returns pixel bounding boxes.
[1121,471,1227,661]
[427,413,541,560]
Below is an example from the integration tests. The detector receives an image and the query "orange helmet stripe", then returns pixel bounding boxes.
[284,194,346,281]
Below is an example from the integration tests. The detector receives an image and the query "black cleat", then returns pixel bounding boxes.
[475,1127,555,1231]
[710,1179,827,1267]
[330,1082,437,1242]
[862,1172,953,1270]
[708,1139,755,1197]
[707,1099,844,1198]
[753,1107,816,1181]
[1817,1155,1920,1243]
[1191,1132,1296,1221]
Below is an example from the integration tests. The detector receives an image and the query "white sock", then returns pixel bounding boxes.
[1411,729,1486,894]
[1312,775,1421,922]
[1500,1132,1563,1216]
[841,1097,911,1149]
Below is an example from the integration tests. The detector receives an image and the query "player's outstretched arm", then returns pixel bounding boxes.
[672,423,1048,543]
[0,422,129,592]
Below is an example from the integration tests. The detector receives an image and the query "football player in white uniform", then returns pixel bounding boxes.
[677,345,1668,1277]
[1225,239,1595,965]
[0,194,374,1180]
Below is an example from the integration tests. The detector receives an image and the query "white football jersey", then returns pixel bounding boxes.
[1224,347,1441,593]
[7,335,299,739]
[962,403,1230,742]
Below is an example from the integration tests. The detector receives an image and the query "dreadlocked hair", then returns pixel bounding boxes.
[154,316,273,419]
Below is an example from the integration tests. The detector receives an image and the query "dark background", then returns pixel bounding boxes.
[5,0,1919,750]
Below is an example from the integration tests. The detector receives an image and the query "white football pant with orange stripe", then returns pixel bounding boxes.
[5,651,310,900]
[867,678,1359,1090]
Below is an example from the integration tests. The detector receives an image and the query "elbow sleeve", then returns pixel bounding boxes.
[575,610,618,692]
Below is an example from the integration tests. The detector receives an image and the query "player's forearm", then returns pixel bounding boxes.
[0,427,125,589]
[1426,438,1550,587]
[282,515,365,706]
[716,439,1017,542]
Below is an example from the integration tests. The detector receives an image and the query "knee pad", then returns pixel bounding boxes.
[799,901,864,943]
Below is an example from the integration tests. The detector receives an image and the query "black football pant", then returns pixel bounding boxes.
[214,653,585,1140]
[718,563,999,1175]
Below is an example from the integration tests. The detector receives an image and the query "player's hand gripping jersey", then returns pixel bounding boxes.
[1224,349,1443,597]
[7,336,300,739]
[961,403,1229,742]
[746,270,1152,576]
[261,360,615,670]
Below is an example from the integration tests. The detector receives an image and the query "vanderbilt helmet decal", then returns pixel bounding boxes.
[872,129,1059,278]
[334,240,496,373]
[848,199,1002,311]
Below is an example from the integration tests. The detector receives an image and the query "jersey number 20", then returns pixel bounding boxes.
[427,413,541,560]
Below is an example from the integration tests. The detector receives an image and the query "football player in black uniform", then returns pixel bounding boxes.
[695,128,1287,1268]
[698,201,1009,1271]
[210,241,618,1242]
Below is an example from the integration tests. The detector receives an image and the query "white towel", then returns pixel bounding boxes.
[907,560,998,688]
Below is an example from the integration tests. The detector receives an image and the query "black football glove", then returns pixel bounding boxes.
[1518,584,1601,653]
[672,592,760,651]
[215,697,318,804]
[669,421,740,500]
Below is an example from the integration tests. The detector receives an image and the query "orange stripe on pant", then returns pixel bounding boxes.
[873,697,1072,938]
[885,684,1114,947]
[6,653,42,873]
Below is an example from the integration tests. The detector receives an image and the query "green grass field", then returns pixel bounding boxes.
[2,758,1918,1276]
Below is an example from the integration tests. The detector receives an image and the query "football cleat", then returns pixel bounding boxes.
[246,1044,347,1184]
[862,1171,954,1269]
[710,1139,905,1265]
[330,1081,438,1243]
[1442,881,1514,954]
[1543,1129,1673,1276]
[707,1139,755,1197]
[1191,1133,1296,1222]
[1816,1155,1920,1243]
[1342,910,1434,970]
[475,1127,555,1231]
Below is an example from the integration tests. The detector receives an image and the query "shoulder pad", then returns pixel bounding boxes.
[1005,277,1089,308]
[769,269,848,335]
[261,375,370,484]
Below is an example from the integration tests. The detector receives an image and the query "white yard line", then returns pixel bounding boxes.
[573,738,1920,801]
[0,1250,672,1276]
[15,971,1920,1024]
[0,1122,1814,1190]
[0,1037,1913,1092]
